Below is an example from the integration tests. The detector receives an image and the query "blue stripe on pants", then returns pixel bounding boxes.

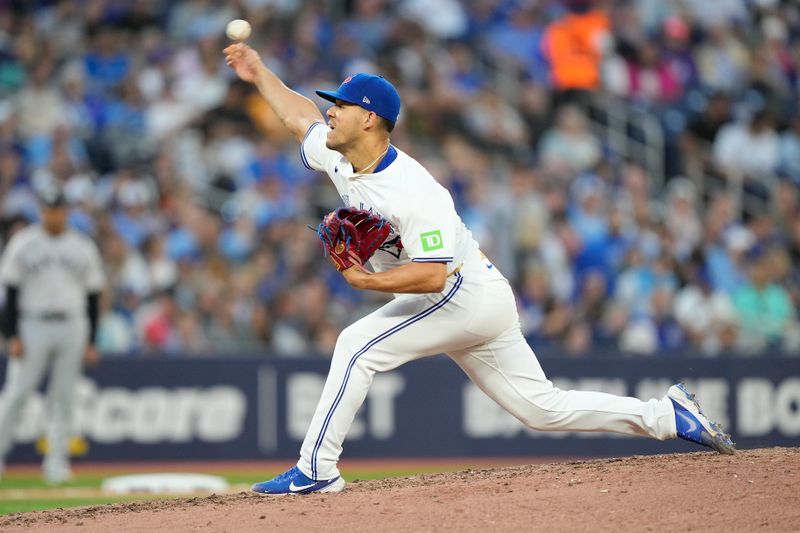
[311,272,464,479]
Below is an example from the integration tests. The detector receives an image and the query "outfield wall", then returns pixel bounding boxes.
[2,356,799,463]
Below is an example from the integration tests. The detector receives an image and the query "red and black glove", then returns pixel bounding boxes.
[316,208,392,271]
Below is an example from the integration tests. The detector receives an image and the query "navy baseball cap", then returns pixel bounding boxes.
[316,73,401,125]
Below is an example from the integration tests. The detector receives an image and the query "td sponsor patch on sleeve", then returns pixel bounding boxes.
[420,230,444,252]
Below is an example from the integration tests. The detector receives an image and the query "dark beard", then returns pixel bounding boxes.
[325,137,345,152]
[325,130,353,153]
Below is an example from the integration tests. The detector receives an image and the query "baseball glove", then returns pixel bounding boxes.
[316,207,392,271]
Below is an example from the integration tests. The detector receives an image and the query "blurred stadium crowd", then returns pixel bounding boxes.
[0,0,798,358]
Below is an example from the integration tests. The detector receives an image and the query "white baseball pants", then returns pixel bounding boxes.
[0,316,87,481]
[298,258,677,481]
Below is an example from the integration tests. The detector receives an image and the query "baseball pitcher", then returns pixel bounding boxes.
[0,187,104,484]
[223,43,735,495]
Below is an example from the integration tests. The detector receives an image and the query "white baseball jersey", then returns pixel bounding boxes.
[301,121,482,274]
[0,225,105,315]
[294,124,679,483]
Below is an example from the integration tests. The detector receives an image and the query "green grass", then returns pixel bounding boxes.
[0,495,169,516]
[0,466,462,516]
[0,474,184,516]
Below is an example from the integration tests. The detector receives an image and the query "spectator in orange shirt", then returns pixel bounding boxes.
[544,2,611,94]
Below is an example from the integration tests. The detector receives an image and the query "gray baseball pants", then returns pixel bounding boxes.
[0,316,87,481]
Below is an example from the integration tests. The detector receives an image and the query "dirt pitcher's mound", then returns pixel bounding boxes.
[2,447,798,533]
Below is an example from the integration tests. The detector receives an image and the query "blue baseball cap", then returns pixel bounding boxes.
[316,73,401,125]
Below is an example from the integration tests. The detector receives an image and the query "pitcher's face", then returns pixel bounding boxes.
[325,100,370,152]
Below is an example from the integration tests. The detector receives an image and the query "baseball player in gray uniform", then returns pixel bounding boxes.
[223,43,735,495]
[0,187,104,484]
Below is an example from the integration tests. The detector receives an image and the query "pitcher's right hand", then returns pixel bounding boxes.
[224,43,264,84]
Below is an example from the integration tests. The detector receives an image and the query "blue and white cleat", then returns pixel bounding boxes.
[251,466,346,495]
[667,383,736,455]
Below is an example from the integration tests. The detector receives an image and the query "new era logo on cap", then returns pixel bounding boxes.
[316,73,401,125]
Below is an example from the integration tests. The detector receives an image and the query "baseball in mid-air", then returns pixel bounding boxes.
[226,19,251,41]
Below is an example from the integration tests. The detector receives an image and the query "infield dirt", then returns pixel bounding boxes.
[1,447,797,532]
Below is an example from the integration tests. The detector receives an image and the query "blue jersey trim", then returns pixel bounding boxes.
[310,272,464,479]
[411,257,453,263]
[300,121,325,170]
[373,144,397,173]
